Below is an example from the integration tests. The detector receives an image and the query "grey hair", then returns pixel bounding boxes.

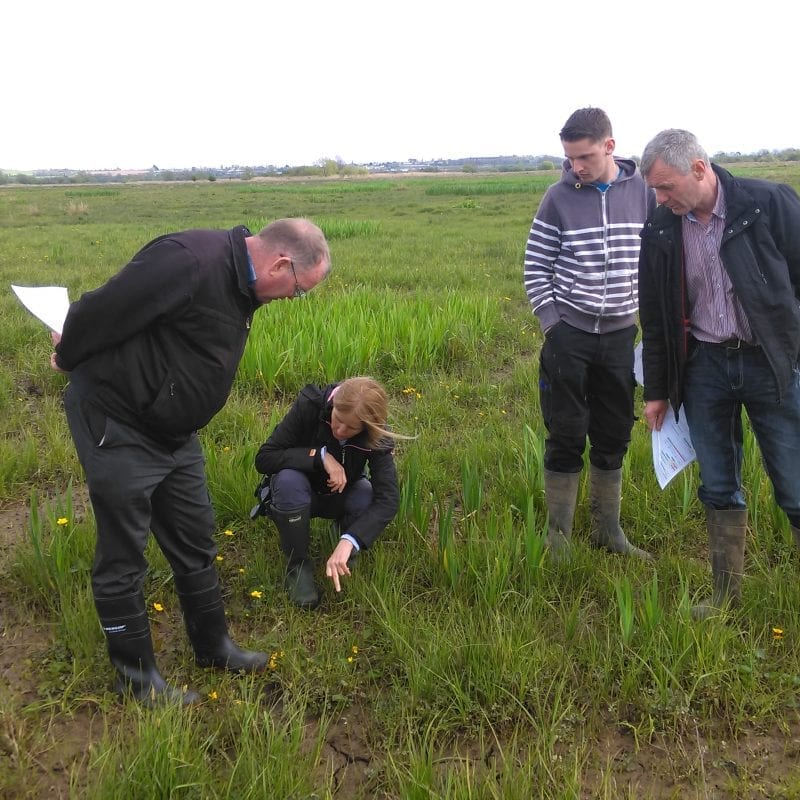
[640,129,710,178]
[257,218,331,275]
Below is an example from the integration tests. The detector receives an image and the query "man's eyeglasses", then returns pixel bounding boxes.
[289,260,306,299]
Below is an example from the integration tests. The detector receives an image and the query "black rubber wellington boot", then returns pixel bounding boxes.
[174,566,268,672]
[95,592,200,707]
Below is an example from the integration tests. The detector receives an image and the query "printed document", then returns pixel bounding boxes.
[634,343,696,488]
[652,410,696,489]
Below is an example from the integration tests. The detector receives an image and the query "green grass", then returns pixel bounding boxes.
[3,167,800,798]
[423,176,558,195]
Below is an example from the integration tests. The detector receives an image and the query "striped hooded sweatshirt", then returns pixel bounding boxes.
[524,157,655,334]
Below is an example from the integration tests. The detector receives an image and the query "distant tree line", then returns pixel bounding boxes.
[0,158,371,186]
[0,166,274,186]
[713,148,800,163]
[2,148,799,186]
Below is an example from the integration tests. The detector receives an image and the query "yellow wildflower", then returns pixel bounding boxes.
[224,529,234,537]
[773,627,784,641]
[56,517,68,526]
[208,690,218,701]
[216,555,224,562]
[250,590,263,599]
[268,649,284,670]
[153,602,164,612]
[351,645,359,655]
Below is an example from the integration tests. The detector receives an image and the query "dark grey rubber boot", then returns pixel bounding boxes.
[543,470,581,561]
[589,465,652,560]
[270,506,320,609]
[692,507,747,620]
[95,592,200,707]
[174,566,268,672]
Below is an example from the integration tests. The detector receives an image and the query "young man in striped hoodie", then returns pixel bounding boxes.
[523,107,655,561]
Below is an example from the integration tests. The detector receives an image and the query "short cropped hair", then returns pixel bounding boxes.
[640,129,710,178]
[258,218,330,275]
[559,108,612,143]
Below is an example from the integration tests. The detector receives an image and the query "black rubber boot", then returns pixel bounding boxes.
[95,593,200,707]
[284,561,321,609]
[270,506,320,609]
[174,566,268,672]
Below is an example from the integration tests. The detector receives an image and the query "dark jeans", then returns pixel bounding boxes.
[539,321,636,472]
[64,383,217,598]
[683,340,800,528]
[271,469,373,531]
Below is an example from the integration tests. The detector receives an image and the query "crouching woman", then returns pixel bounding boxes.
[254,377,408,609]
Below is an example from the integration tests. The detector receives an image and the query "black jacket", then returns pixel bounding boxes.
[56,227,257,448]
[255,383,399,549]
[639,165,800,413]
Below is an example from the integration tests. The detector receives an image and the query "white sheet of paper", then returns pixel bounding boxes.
[11,285,70,334]
[652,408,696,489]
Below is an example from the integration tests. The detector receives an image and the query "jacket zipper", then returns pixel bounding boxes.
[596,190,610,333]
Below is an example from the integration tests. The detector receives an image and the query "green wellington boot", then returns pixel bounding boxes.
[692,507,747,620]
[543,469,581,561]
[589,465,652,560]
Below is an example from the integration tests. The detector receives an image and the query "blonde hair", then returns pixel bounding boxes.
[332,377,412,448]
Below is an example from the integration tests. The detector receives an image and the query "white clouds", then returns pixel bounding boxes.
[1,0,795,170]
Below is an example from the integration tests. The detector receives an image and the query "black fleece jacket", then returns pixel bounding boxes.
[255,383,399,549]
[56,226,257,448]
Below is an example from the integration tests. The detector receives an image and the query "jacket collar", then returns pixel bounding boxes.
[712,164,762,237]
[229,226,255,300]
[642,163,761,243]
[642,202,682,243]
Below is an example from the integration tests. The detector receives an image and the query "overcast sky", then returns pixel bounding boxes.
[2,0,796,171]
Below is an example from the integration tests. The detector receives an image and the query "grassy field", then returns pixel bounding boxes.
[2,165,800,798]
